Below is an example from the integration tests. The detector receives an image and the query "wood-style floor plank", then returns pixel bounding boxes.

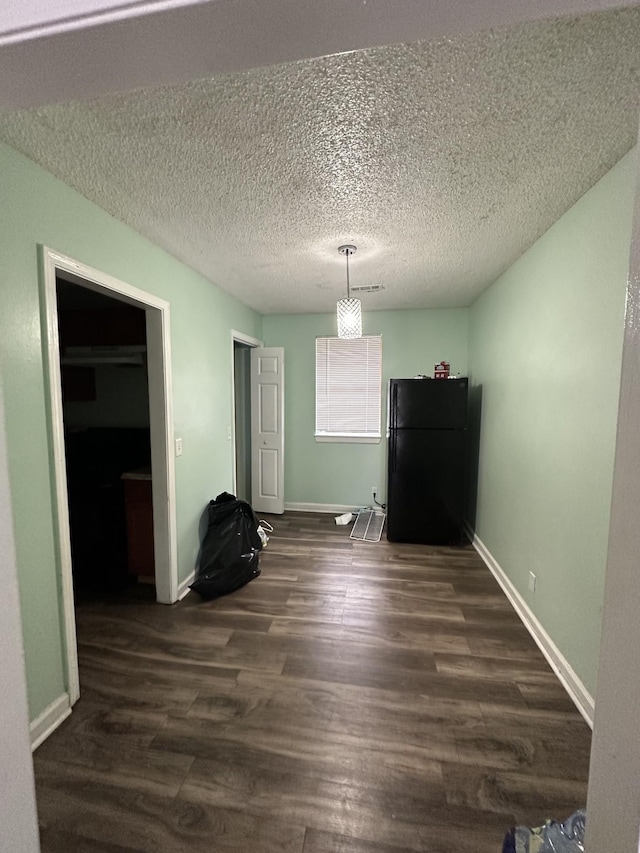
[34,511,591,851]
[36,771,306,852]
[441,761,589,824]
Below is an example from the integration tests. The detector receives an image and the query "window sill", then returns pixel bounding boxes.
[315,434,381,444]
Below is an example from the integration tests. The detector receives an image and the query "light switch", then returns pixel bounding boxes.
[175,437,183,457]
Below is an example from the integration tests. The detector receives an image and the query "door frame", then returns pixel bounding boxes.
[230,330,262,498]
[40,247,178,705]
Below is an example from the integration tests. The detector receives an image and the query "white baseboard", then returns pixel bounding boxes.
[30,693,71,750]
[284,502,361,514]
[177,570,196,601]
[468,526,595,728]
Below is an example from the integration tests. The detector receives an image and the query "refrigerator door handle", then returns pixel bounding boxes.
[391,382,398,430]
[391,429,397,472]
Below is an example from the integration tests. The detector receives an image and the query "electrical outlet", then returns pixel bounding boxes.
[371,486,378,498]
[175,437,183,457]
[528,571,537,593]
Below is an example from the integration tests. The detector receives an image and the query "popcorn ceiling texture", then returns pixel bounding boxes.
[1,8,639,314]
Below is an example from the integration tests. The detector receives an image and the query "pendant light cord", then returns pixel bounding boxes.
[345,251,350,299]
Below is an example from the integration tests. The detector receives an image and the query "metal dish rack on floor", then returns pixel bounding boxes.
[350,510,386,543]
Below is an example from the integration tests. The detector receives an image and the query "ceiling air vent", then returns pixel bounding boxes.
[350,284,385,293]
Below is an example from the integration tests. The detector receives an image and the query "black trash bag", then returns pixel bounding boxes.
[190,491,262,600]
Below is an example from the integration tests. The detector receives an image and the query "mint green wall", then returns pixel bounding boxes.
[263,309,468,508]
[469,150,636,697]
[0,142,261,721]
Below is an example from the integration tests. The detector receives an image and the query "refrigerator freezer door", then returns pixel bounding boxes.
[387,429,467,544]
[389,378,468,430]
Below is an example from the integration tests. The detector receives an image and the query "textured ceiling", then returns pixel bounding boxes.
[1,7,640,314]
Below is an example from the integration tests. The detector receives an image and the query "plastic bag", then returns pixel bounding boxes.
[257,519,273,548]
[190,492,262,600]
[502,810,585,853]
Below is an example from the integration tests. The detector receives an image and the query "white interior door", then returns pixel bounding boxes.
[251,347,284,514]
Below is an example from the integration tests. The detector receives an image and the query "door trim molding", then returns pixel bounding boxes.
[40,247,179,705]
[231,330,262,348]
[230,330,262,496]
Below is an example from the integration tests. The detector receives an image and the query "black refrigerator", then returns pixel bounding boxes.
[387,377,468,545]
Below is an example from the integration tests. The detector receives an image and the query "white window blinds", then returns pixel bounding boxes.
[315,335,382,439]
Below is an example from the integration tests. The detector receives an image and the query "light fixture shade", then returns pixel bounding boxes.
[337,297,362,339]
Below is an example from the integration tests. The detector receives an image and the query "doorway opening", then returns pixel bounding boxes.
[41,247,178,706]
[233,340,252,502]
[231,330,261,502]
[57,276,153,595]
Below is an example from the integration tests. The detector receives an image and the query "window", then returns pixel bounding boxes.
[315,335,382,442]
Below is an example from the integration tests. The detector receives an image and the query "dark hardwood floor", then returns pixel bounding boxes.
[34,512,591,852]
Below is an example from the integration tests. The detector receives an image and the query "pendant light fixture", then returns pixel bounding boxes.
[336,244,362,339]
